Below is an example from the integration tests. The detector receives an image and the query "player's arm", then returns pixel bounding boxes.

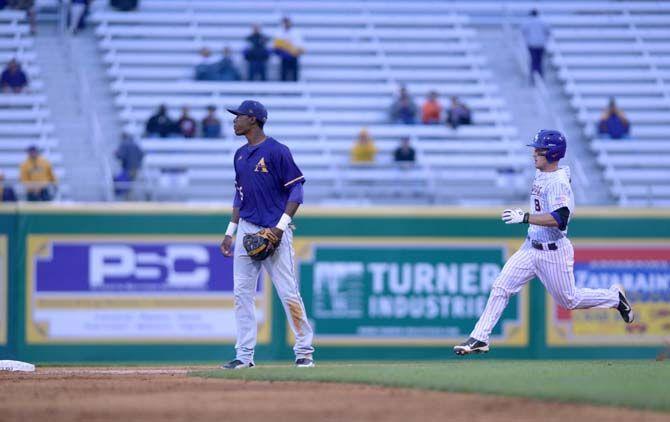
[270,183,303,239]
[220,190,242,257]
[501,207,570,230]
[270,146,305,239]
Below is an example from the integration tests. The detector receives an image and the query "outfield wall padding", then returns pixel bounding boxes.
[2,204,668,362]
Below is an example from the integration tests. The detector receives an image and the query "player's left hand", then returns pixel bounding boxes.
[501,209,529,224]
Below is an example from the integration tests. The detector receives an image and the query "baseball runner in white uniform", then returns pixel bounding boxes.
[454,130,635,355]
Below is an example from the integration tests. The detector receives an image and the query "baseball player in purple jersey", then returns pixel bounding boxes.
[220,100,315,368]
[454,130,635,355]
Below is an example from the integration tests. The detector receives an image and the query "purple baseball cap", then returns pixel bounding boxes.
[226,100,268,123]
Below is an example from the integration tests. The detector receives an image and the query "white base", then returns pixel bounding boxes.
[0,360,36,372]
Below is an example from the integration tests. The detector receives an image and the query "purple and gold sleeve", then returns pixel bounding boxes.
[279,146,305,189]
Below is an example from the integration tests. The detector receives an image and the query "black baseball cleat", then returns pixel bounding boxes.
[220,359,255,370]
[295,358,315,368]
[454,337,489,356]
[614,284,635,324]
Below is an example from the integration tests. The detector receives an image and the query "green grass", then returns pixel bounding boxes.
[192,360,670,412]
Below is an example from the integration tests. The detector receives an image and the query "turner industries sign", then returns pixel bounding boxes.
[298,242,528,345]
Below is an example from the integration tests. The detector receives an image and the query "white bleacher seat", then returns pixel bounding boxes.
[565,83,666,96]
[579,112,670,125]
[0,123,54,136]
[0,109,50,121]
[0,153,62,165]
[591,140,670,153]
[552,55,670,67]
[559,69,669,81]
[94,3,525,203]
[0,138,58,150]
[0,51,36,63]
[597,154,670,167]
[550,41,670,54]
[571,97,670,110]
[0,39,33,49]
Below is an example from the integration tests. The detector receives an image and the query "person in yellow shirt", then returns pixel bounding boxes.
[273,17,305,81]
[350,128,377,163]
[20,145,57,201]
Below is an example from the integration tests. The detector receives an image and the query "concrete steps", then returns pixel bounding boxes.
[33,21,118,201]
[476,26,614,205]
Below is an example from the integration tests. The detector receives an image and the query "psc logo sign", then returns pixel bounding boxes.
[33,239,233,293]
[89,244,210,288]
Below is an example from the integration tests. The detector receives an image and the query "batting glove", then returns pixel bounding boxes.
[502,209,529,224]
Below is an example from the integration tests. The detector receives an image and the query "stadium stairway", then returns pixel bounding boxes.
[33,22,117,200]
[476,26,613,205]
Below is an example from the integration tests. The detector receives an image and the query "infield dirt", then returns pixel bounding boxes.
[0,367,666,422]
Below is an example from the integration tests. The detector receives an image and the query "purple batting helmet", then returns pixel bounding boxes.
[527,129,567,162]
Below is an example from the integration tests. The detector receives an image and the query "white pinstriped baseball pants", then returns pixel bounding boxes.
[470,238,619,343]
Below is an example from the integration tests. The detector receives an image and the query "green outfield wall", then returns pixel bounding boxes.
[1,204,668,363]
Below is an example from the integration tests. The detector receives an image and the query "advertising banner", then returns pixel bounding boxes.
[0,235,6,345]
[26,236,270,344]
[296,239,528,346]
[547,243,670,346]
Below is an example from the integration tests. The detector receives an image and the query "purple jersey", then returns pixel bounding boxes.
[233,137,305,227]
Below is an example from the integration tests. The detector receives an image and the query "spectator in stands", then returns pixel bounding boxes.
[145,104,177,138]
[521,9,550,85]
[177,106,197,138]
[195,47,222,81]
[8,0,36,34]
[0,172,17,202]
[1,59,28,93]
[244,24,271,81]
[217,46,242,81]
[273,16,305,82]
[598,97,630,139]
[115,132,144,178]
[446,96,472,129]
[68,0,88,35]
[20,145,57,201]
[75,0,93,32]
[201,105,222,138]
[110,0,139,11]
[421,90,442,124]
[393,137,416,166]
[389,86,417,125]
[351,128,377,163]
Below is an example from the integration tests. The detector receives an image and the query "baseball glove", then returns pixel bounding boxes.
[243,228,281,261]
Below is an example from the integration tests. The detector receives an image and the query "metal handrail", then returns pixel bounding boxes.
[504,18,590,202]
[71,40,115,201]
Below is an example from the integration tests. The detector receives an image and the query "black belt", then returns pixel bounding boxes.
[528,237,558,251]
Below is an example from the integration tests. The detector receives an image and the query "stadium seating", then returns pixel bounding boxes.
[0,9,65,199]
[546,2,670,206]
[93,0,527,204]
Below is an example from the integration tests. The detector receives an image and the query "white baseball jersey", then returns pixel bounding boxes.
[527,166,574,242]
[469,166,619,344]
